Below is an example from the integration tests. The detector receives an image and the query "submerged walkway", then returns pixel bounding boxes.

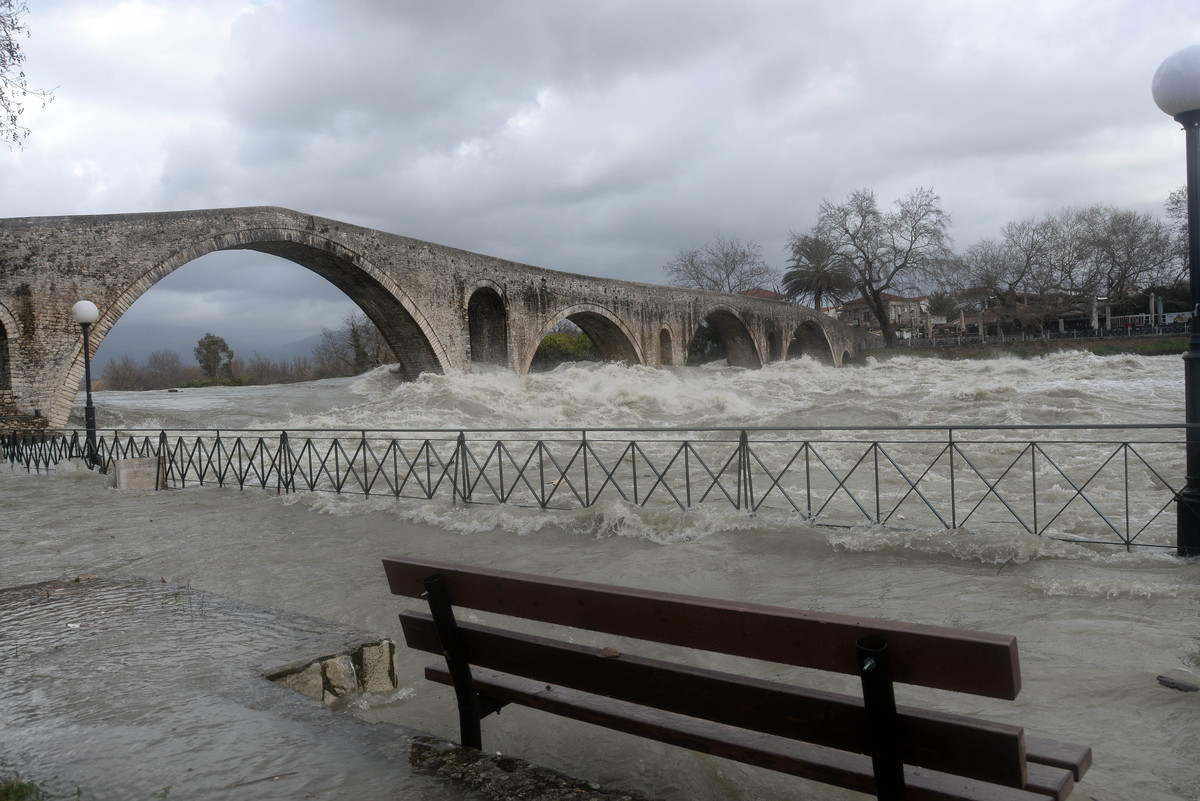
[0,576,423,799]
[0,576,654,801]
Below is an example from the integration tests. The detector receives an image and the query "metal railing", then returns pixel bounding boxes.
[2,424,1186,550]
[904,324,1188,348]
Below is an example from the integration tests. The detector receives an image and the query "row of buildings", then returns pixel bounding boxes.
[742,289,1185,340]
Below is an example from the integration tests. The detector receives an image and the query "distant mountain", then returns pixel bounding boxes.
[92,324,326,371]
[270,332,325,363]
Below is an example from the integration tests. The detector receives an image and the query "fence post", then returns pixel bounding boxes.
[745,430,754,514]
[737,430,753,512]
[684,440,692,509]
[277,432,290,495]
[542,441,553,509]
[1124,443,1132,551]
[804,441,813,517]
[157,430,168,491]
[949,428,957,529]
[632,443,639,506]
[362,431,370,497]
[456,432,471,504]
[1031,443,1039,536]
[873,442,881,524]
[212,431,222,487]
[582,430,591,507]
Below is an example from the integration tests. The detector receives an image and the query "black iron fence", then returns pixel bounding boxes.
[905,323,1188,348]
[3,425,1185,551]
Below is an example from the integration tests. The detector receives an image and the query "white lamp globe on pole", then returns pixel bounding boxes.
[71,300,99,326]
[71,300,100,467]
[1153,44,1200,557]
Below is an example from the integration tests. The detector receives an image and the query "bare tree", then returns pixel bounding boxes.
[144,349,184,389]
[101,355,146,391]
[816,187,953,346]
[289,354,316,382]
[313,311,396,377]
[2,0,54,149]
[1027,207,1096,323]
[943,203,1179,334]
[663,233,779,294]
[959,217,1053,335]
[1080,204,1174,304]
[1167,186,1189,275]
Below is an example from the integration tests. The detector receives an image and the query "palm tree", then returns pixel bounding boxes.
[782,233,854,310]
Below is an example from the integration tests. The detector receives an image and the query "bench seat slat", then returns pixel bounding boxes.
[402,611,1028,788]
[423,664,1068,801]
[1022,737,1091,781]
[383,556,1021,699]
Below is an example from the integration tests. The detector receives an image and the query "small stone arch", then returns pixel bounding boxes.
[467,284,508,367]
[767,329,782,362]
[842,349,852,365]
[689,306,761,368]
[524,303,644,373]
[658,327,674,367]
[787,320,835,365]
[0,301,15,394]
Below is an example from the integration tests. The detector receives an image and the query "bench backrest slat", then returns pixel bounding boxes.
[383,556,1021,699]
[401,611,1028,788]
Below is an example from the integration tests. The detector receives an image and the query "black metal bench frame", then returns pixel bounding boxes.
[383,556,1091,801]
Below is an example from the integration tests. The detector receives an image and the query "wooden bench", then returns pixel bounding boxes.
[383,556,1091,801]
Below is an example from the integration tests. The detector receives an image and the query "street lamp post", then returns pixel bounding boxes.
[1153,45,1200,557]
[72,300,100,468]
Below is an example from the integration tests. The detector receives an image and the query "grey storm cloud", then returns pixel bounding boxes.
[2,0,1198,365]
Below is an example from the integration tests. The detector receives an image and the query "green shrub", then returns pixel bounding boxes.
[0,775,46,801]
[530,332,600,371]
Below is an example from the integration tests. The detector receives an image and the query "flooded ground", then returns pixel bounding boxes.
[3,354,1199,799]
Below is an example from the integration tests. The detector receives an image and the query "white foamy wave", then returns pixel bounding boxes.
[77,351,1186,435]
[1030,576,1200,600]
[280,488,772,544]
[290,362,794,430]
[823,524,1096,563]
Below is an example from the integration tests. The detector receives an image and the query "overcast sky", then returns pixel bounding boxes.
[2,0,1198,366]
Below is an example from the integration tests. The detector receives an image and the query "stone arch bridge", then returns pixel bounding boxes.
[0,207,871,429]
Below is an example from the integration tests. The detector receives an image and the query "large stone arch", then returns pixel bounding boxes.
[52,226,450,427]
[467,282,508,368]
[692,305,761,369]
[787,320,836,364]
[523,303,644,373]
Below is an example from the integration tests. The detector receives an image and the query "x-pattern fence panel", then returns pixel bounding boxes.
[2,425,1184,550]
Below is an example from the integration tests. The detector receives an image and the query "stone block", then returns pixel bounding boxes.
[113,457,164,490]
[358,640,396,692]
[323,654,358,698]
[274,662,323,700]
